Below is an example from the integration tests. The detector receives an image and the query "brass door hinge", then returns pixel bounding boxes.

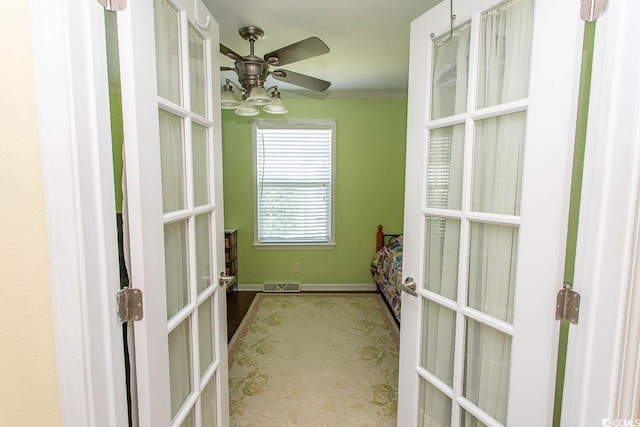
[581,0,609,22]
[117,288,143,325]
[97,0,127,11]
[556,282,581,324]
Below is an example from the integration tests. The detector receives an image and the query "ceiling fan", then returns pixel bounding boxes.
[219,26,331,115]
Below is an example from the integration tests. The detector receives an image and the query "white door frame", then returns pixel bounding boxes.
[29,0,128,424]
[562,0,640,424]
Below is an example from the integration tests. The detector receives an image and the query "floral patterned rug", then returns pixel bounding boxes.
[228,293,399,426]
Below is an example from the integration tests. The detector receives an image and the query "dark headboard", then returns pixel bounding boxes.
[376,224,402,252]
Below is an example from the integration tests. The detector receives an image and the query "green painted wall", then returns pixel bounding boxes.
[553,21,596,427]
[109,89,124,213]
[105,11,124,213]
[221,97,407,285]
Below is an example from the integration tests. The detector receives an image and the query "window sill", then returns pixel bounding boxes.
[252,242,336,250]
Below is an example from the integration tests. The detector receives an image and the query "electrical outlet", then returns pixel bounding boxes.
[294,262,302,273]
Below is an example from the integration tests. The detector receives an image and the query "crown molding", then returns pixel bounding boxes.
[280,90,408,100]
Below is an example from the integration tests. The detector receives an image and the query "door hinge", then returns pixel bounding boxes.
[556,282,581,324]
[580,0,609,22]
[117,288,143,325]
[97,0,127,11]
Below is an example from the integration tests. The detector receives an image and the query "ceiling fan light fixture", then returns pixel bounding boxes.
[235,99,260,116]
[263,98,288,114]
[220,87,240,109]
[246,85,273,106]
[263,88,288,114]
[221,80,241,109]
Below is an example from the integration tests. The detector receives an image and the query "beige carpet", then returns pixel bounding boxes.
[228,293,399,427]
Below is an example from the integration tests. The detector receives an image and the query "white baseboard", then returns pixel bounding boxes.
[236,283,377,292]
[236,284,263,291]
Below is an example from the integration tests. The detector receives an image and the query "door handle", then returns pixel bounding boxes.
[401,277,418,297]
[219,272,236,290]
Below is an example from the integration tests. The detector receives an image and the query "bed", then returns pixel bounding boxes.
[370,225,403,324]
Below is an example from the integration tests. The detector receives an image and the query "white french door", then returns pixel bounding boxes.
[117,0,228,425]
[398,0,584,426]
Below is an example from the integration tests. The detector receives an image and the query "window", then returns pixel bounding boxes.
[253,119,336,248]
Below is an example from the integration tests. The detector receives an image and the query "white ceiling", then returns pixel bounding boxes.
[203,0,442,95]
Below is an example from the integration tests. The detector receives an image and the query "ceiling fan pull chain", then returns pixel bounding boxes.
[193,0,210,31]
[430,0,456,46]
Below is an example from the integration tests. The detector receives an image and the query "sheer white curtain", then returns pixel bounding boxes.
[188,25,207,117]
[466,0,533,424]
[154,0,181,105]
[421,22,471,427]
[154,0,191,418]
[421,0,533,424]
[431,21,471,120]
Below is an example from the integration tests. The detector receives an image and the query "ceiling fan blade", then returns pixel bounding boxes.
[220,44,243,62]
[264,37,329,66]
[271,69,331,92]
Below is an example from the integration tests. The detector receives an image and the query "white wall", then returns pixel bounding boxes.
[0,2,61,425]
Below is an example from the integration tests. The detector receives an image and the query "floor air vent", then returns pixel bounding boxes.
[262,282,301,293]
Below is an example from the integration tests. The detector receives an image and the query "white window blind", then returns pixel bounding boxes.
[427,134,452,210]
[254,119,335,245]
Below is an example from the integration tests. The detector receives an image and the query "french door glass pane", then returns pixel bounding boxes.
[431,21,471,119]
[169,320,192,419]
[195,214,211,294]
[153,0,182,105]
[472,112,526,216]
[201,375,217,427]
[468,222,518,323]
[420,299,456,387]
[181,408,195,427]
[159,110,186,213]
[188,25,207,117]
[461,409,490,427]
[427,125,464,210]
[424,217,460,301]
[418,378,452,427]
[464,318,511,425]
[476,0,533,109]
[192,123,210,207]
[164,220,190,319]
[198,296,214,377]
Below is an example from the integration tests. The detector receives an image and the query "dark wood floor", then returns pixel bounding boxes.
[226,290,259,342]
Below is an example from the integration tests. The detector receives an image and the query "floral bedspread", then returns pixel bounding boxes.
[370,236,403,323]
